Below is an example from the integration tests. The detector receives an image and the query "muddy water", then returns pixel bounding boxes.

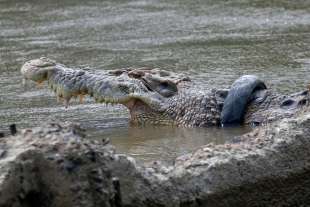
[1,0,310,163]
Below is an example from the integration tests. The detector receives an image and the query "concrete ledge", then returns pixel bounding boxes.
[0,114,310,206]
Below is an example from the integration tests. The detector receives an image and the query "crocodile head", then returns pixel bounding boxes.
[244,89,310,125]
[22,58,309,127]
[21,57,195,125]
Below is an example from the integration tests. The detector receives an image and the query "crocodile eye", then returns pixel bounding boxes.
[298,99,307,106]
[250,121,261,127]
[160,82,169,88]
[158,81,177,97]
[280,99,295,108]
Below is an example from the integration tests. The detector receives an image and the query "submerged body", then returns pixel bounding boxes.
[21,57,310,127]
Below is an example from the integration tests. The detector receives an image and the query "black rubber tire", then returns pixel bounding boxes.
[221,75,267,126]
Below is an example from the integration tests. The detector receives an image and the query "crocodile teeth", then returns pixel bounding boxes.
[63,98,70,108]
[22,78,27,86]
[79,95,84,104]
[92,96,120,106]
[36,81,44,88]
[57,96,63,103]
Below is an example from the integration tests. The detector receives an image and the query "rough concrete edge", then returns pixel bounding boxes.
[0,114,310,206]
[158,113,310,205]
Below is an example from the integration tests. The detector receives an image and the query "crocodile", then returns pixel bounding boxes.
[21,57,310,127]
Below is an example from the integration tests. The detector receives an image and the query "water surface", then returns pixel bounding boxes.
[1,0,310,163]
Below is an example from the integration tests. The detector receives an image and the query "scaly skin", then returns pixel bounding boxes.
[21,57,310,127]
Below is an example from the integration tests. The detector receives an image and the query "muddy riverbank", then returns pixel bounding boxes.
[1,109,310,206]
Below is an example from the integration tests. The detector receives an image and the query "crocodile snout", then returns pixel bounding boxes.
[21,57,56,83]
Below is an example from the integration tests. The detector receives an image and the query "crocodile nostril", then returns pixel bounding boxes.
[298,99,307,106]
[280,99,295,108]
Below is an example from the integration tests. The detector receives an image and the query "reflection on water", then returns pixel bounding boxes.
[1,0,310,162]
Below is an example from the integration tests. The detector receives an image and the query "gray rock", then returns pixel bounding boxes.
[1,113,310,206]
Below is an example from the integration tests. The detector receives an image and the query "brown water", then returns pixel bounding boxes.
[1,0,310,163]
